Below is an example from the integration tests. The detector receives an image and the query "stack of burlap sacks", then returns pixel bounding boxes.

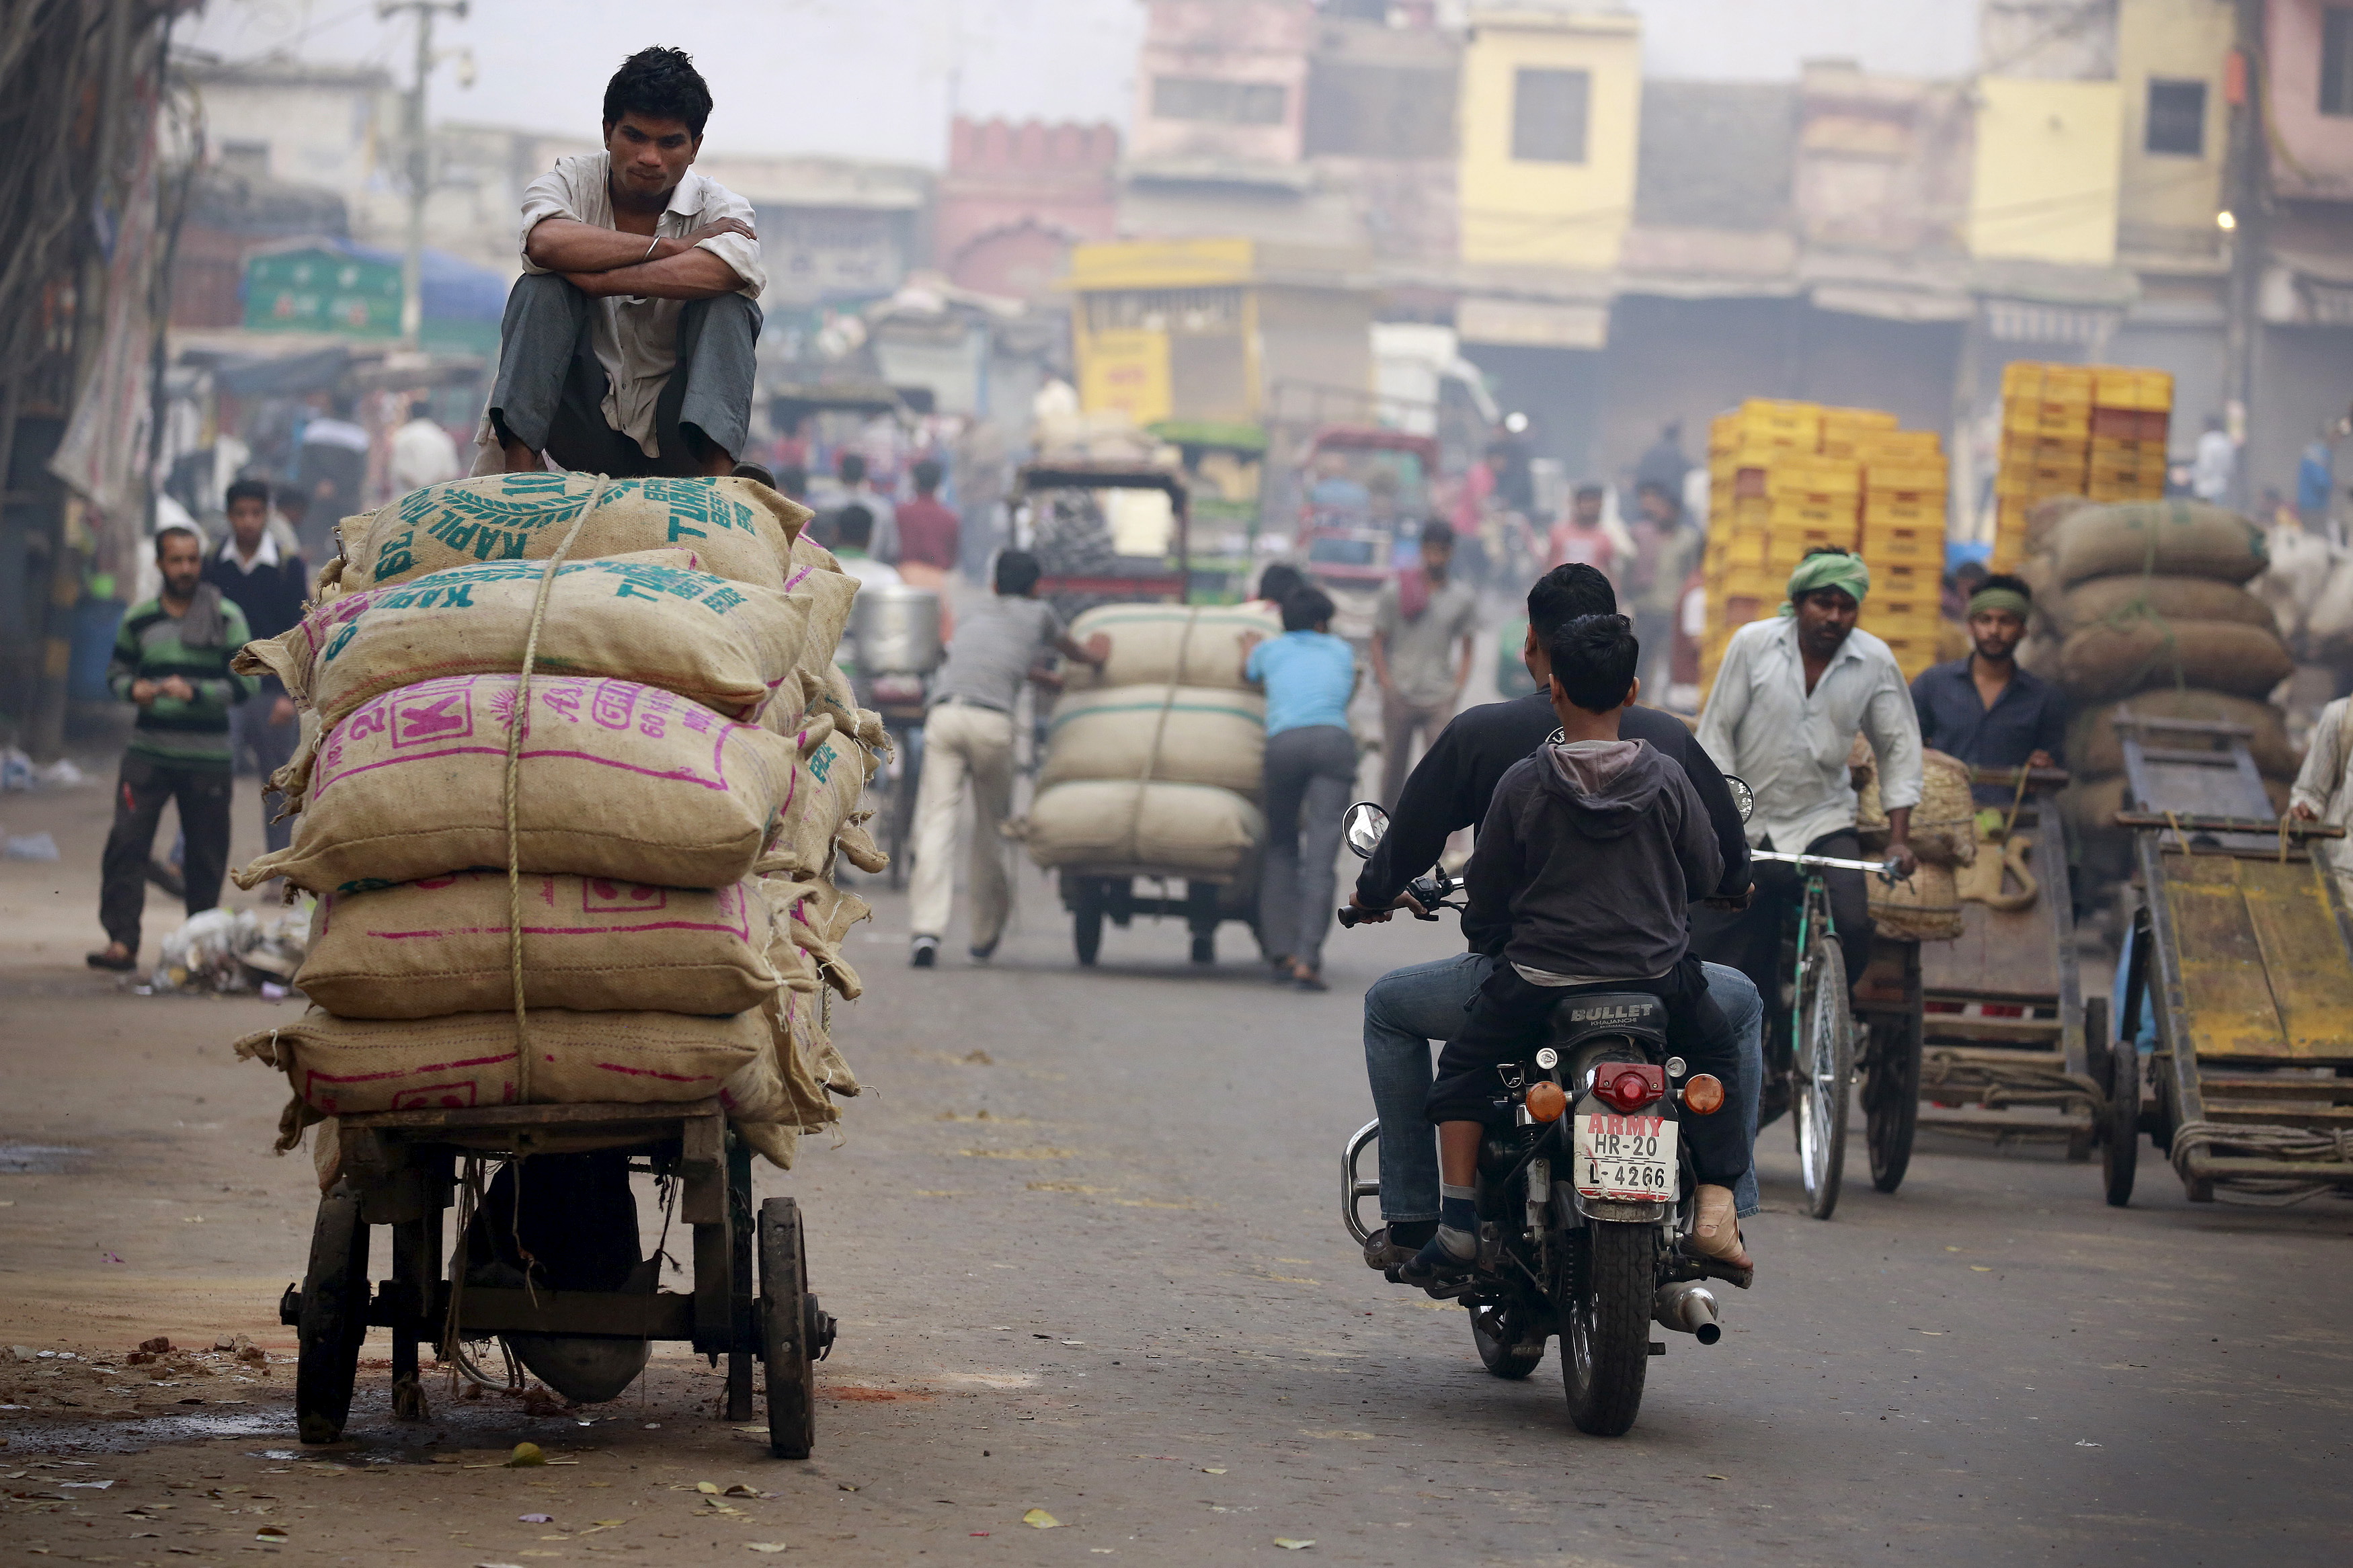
[1025,603,1281,883]
[1851,743,1979,941]
[2010,498,2295,870]
[223,474,891,1178]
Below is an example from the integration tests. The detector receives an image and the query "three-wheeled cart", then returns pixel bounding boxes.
[1885,767,2124,1196]
[282,1100,832,1456]
[2108,710,2353,1204]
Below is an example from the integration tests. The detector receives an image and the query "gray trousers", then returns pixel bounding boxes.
[1258,723,1358,971]
[487,272,760,477]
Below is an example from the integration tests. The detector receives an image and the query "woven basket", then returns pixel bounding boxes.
[1869,861,1964,942]
[1856,745,1977,867]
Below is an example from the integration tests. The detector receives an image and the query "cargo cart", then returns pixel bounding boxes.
[281,1100,833,1456]
[2109,711,2353,1205]
[1893,766,2123,1197]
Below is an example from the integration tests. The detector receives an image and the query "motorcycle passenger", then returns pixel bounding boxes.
[1408,613,1752,1282]
[1692,548,1923,1049]
[1349,565,1763,1270]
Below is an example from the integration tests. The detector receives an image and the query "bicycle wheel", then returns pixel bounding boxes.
[1791,939,1852,1220]
[1864,1006,1921,1195]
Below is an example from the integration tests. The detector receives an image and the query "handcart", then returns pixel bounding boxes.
[1898,767,2120,1195]
[2109,710,2353,1205]
[280,1100,833,1456]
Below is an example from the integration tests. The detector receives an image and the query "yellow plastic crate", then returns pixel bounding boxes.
[1765,455,1863,493]
[2001,362,2096,405]
[1767,497,1860,532]
[1995,459,2088,498]
[1864,496,1946,530]
[1765,520,1860,556]
[1870,561,1938,602]
[1707,561,1782,604]
[1998,431,2089,466]
[1859,520,1942,567]
[1861,597,1941,630]
[2092,365,2173,413]
[1872,632,1941,680]
[1864,460,1949,496]
[1708,530,1770,573]
[2001,403,2092,440]
[2088,436,2167,468]
[2087,473,2166,503]
[1851,431,1945,464]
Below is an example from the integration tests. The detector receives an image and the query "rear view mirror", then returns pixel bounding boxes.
[1723,775,1754,824]
[1342,801,1390,859]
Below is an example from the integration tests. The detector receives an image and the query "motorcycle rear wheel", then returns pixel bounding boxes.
[1560,1221,1651,1436]
[1470,1303,1544,1379]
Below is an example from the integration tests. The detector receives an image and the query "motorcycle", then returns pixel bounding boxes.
[1335,800,1747,1436]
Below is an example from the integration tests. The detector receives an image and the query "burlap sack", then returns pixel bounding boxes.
[1025,780,1263,879]
[1061,603,1281,694]
[785,536,861,704]
[760,875,869,1001]
[236,675,801,895]
[2067,690,2298,780]
[1853,743,1976,866]
[1038,686,1268,798]
[233,1005,772,1118]
[2052,575,2276,637]
[735,986,863,1168]
[343,474,807,591]
[2023,495,2093,558]
[759,722,875,881]
[2050,501,2268,588]
[298,872,782,1019]
[237,552,809,729]
[1869,862,1964,942]
[2055,617,2294,703]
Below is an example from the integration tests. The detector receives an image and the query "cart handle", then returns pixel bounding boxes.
[2113,812,2344,839]
[1968,765,2070,789]
[1750,849,1907,878]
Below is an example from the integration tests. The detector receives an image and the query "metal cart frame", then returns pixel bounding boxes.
[281,1100,832,1456]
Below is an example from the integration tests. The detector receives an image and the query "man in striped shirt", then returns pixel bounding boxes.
[87,525,257,971]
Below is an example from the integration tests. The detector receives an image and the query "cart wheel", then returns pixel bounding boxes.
[758,1197,815,1460]
[1864,1011,1921,1196]
[1072,880,1105,966]
[294,1180,371,1445]
[2103,1037,2139,1209]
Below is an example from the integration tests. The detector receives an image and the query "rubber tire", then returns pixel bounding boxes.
[295,1181,370,1445]
[1792,940,1852,1221]
[1072,881,1104,967]
[2103,1016,2139,1208]
[759,1196,815,1460]
[1864,1008,1921,1196]
[1560,1221,1652,1436]
[1470,1304,1544,1380]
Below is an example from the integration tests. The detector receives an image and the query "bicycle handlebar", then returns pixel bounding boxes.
[1749,849,1906,876]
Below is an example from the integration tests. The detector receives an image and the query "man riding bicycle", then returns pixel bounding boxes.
[1691,548,1923,1095]
[1347,565,1764,1271]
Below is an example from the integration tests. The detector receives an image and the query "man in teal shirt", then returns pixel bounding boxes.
[1244,586,1360,991]
[88,525,257,971]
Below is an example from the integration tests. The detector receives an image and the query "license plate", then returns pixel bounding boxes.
[1572,1110,1679,1201]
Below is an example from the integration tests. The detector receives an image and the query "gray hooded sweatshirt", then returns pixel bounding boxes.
[1462,737,1724,983]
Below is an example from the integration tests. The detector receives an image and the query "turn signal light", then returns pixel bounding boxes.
[1525,1081,1567,1122]
[1592,1064,1665,1114]
[1682,1073,1726,1116]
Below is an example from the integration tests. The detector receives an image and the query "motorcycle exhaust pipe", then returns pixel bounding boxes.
[1653,1280,1722,1345]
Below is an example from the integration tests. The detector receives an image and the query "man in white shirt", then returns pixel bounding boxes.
[1693,548,1925,1025]
[388,399,461,494]
[2192,413,2236,504]
[481,47,764,479]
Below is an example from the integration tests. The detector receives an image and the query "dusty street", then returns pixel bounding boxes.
[3,772,2350,1568]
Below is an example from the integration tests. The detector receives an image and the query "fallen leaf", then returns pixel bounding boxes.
[1023,1508,1062,1529]
[1201,1467,1226,1475]
[724,1483,762,1497]
[1970,1266,1993,1273]
[696,1482,720,1495]
[1704,1473,1727,1480]
[506,1443,546,1468]
[255,1526,288,1541]
[1275,1540,1316,1551]
[748,1546,790,1555]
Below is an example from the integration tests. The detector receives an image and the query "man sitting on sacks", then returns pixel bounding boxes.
[1691,548,1925,1112]
[477,46,763,481]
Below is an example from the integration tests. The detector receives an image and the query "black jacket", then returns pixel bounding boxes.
[1355,692,1751,955]
[202,548,309,700]
[1466,741,1723,981]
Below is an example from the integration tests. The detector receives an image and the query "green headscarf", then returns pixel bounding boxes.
[1781,550,1870,614]
[1967,586,2032,620]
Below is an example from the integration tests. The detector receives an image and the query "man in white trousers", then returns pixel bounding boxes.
[908,550,1108,967]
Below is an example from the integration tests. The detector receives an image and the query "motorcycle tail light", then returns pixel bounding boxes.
[1525,1081,1567,1122]
[1592,1065,1665,1114]
[1682,1073,1726,1116]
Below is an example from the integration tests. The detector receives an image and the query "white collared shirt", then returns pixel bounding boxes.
[1696,615,1924,854]
[516,152,765,458]
[218,531,280,575]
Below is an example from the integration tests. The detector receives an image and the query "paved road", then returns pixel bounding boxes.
[3,776,2350,1566]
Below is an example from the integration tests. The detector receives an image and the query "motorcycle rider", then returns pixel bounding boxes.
[1407,612,1752,1282]
[1349,563,1762,1270]
[1692,548,1922,1064]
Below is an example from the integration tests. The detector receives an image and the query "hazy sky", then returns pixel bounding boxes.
[182,1,1980,167]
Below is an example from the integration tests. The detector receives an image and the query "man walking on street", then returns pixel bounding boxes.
[908,550,1109,968]
[88,526,257,971]
[201,480,308,856]
[482,47,764,479]
[1371,520,1478,807]
[894,458,961,583]
[1626,479,1700,698]
[389,397,461,493]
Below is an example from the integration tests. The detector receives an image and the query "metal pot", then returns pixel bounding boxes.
[850,583,943,675]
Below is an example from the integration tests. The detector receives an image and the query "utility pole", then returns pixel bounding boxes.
[2219,0,2266,509]
[378,0,469,349]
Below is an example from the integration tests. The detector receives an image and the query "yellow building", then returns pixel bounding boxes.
[1967,78,2124,265]
[1062,238,1372,427]
[2115,0,2233,249]
[1457,7,1641,272]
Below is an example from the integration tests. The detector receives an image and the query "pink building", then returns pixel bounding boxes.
[934,118,1119,302]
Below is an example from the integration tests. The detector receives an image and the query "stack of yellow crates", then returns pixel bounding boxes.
[2087,366,2172,503]
[1701,402,1949,697]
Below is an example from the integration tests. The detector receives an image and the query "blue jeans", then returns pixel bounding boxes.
[1362,952,1765,1222]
